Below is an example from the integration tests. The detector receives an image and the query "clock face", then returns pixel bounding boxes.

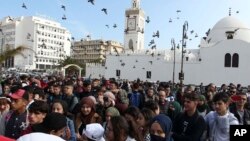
[127,18,136,30]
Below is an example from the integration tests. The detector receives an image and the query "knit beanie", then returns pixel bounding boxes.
[106,107,120,117]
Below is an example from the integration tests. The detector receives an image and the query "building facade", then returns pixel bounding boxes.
[86,0,250,86]
[0,16,71,71]
[71,39,123,64]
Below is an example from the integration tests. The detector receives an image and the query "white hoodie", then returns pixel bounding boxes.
[205,111,239,141]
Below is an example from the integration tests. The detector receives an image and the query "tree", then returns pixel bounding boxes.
[0,45,30,80]
[0,45,29,63]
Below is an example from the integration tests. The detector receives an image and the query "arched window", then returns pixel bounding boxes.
[224,53,231,67]
[232,53,239,67]
[129,39,134,51]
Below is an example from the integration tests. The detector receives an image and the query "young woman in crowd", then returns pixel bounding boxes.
[75,97,102,141]
[139,108,156,141]
[105,116,136,141]
[103,107,120,129]
[124,106,144,141]
[197,95,210,118]
[149,114,173,141]
[0,97,11,119]
[51,99,76,141]
[167,101,182,121]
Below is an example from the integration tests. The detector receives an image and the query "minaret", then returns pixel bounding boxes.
[132,0,140,8]
[124,0,145,51]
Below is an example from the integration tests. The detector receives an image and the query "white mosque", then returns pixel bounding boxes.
[86,0,250,86]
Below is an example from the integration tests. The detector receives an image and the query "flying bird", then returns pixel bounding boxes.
[169,18,172,23]
[206,28,210,36]
[176,10,181,13]
[7,16,13,21]
[113,24,117,28]
[62,15,67,20]
[148,39,155,46]
[101,8,107,15]
[236,11,239,14]
[22,3,27,9]
[88,0,95,5]
[105,24,109,28]
[86,34,91,38]
[153,30,160,38]
[151,45,156,50]
[61,5,66,11]
[190,30,194,34]
[195,33,198,38]
[145,16,150,23]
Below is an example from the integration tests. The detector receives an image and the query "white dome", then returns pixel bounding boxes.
[207,16,250,43]
[212,16,248,29]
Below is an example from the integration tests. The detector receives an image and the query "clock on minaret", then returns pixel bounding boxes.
[127,18,136,30]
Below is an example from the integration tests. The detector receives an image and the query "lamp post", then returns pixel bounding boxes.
[179,21,188,87]
[171,38,179,87]
[0,29,4,81]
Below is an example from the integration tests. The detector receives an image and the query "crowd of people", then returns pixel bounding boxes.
[0,74,249,141]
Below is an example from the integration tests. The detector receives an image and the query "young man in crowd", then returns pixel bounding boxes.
[172,92,206,141]
[0,89,29,139]
[62,81,78,114]
[204,92,239,141]
[230,92,250,125]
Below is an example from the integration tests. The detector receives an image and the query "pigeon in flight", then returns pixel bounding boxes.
[113,24,117,28]
[153,30,160,38]
[190,30,194,34]
[88,0,95,5]
[62,15,67,20]
[86,34,91,38]
[101,8,107,15]
[151,45,156,50]
[105,24,109,28]
[61,5,66,11]
[145,16,150,23]
[148,39,155,46]
[195,33,198,38]
[176,10,181,13]
[7,16,13,21]
[22,3,27,9]
[169,18,172,23]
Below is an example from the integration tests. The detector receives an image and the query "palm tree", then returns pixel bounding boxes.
[0,45,30,80]
[0,45,29,62]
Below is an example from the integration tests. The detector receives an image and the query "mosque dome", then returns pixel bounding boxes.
[207,16,250,43]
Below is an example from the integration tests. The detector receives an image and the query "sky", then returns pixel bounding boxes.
[1,0,250,50]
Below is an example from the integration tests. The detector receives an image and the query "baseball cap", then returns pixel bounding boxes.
[82,123,105,141]
[8,89,29,101]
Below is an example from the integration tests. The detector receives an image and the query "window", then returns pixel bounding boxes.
[116,70,120,76]
[232,53,239,67]
[224,53,231,67]
[146,71,151,79]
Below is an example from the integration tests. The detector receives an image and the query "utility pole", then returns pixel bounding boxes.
[179,21,188,88]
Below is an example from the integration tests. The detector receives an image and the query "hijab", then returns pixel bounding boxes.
[150,114,173,141]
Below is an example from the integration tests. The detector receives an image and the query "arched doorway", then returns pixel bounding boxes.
[62,64,82,77]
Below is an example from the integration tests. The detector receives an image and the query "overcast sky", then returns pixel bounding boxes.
[1,0,250,49]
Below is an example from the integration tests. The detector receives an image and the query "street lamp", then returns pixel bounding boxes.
[179,21,188,87]
[171,38,179,87]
